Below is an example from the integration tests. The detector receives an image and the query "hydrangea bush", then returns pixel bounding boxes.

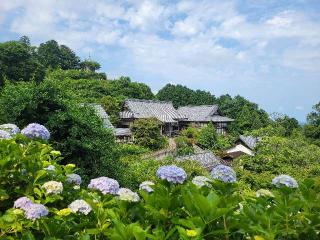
[0,126,319,239]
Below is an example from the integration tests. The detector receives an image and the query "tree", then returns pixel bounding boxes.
[272,113,300,136]
[101,95,123,125]
[131,118,167,150]
[0,80,121,182]
[198,123,218,150]
[304,102,320,146]
[156,84,215,107]
[0,40,45,85]
[37,40,80,70]
[80,59,101,72]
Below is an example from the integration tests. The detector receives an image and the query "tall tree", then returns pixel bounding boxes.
[0,40,45,85]
[80,59,101,72]
[156,84,215,107]
[37,40,80,70]
[304,102,320,146]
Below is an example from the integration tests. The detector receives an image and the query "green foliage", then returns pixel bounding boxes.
[156,83,215,107]
[1,139,320,239]
[100,95,123,125]
[121,157,208,189]
[234,136,320,189]
[80,59,101,72]
[0,40,45,85]
[118,144,150,157]
[273,114,300,136]
[131,118,167,150]
[37,40,80,70]
[217,94,270,134]
[198,123,218,150]
[304,102,320,146]
[175,136,195,156]
[47,68,107,80]
[0,80,120,182]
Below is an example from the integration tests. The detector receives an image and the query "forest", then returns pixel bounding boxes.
[0,37,319,239]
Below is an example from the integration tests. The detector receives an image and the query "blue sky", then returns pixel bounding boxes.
[1,0,319,122]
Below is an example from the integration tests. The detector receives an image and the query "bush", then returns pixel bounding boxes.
[1,136,320,239]
[0,81,120,182]
[198,123,218,150]
[131,118,167,150]
[175,136,195,156]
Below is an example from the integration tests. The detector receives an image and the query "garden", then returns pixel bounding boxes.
[0,123,319,240]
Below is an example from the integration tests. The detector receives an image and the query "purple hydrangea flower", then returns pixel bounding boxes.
[272,175,298,188]
[0,124,20,135]
[210,165,237,183]
[21,123,50,140]
[25,204,48,220]
[156,165,187,184]
[66,173,82,185]
[44,165,56,171]
[0,130,11,140]
[69,199,92,215]
[139,181,155,193]
[13,197,33,210]
[88,177,119,195]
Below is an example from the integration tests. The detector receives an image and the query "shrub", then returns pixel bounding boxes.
[131,118,167,150]
[1,136,320,239]
[0,81,120,182]
[198,123,218,150]
[175,136,195,156]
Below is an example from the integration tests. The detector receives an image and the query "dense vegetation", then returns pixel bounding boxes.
[0,36,319,239]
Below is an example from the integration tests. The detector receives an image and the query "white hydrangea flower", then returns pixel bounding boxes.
[139,181,155,193]
[42,181,63,195]
[68,200,92,215]
[192,176,211,188]
[117,188,140,202]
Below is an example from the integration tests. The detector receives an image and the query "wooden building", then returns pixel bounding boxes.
[223,135,260,160]
[119,99,186,136]
[177,105,234,134]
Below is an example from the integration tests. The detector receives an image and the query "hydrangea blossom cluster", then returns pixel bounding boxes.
[44,165,56,171]
[68,200,92,215]
[25,204,49,220]
[66,173,82,185]
[13,197,48,220]
[14,197,33,210]
[88,177,119,195]
[42,181,63,194]
[192,176,211,187]
[139,181,155,193]
[256,189,275,198]
[0,130,11,140]
[272,175,298,188]
[210,165,237,183]
[156,165,187,184]
[0,124,20,135]
[117,188,140,202]
[21,123,50,140]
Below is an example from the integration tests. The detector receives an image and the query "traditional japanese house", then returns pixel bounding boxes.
[223,135,260,160]
[177,105,234,134]
[119,99,186,136]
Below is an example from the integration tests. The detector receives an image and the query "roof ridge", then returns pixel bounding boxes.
[125,98,173,104]
[178,104,218,108]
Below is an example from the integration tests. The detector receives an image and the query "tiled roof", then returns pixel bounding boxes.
[238,135,260,150]
[85,104,114,129]
[177,105,234,122]
[122,99,186,123]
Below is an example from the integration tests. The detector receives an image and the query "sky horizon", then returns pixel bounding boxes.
[1,0,319,122]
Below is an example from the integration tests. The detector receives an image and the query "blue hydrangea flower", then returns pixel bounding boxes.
[139,181,155,193]
[117,188,140,202]
[192,176,211,187]
[0,130,11,140]
[25,203,48,220]
[13,197,33,210]
[21,123,50,140]
[88,177,119,195]
[44,165,56,171]
[272,175,298,188]
[69,199,92,215]
[66,173,82,185]
[156,165,187,184]
[210,165,237,183]
[0,124,20,135]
